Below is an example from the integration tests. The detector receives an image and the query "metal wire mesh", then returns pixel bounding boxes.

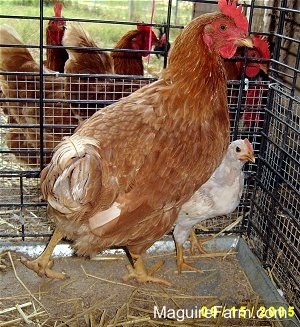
[0,78,264,239]
[0,72,155,167]
[0,74,156,241]
[249,84,300,313]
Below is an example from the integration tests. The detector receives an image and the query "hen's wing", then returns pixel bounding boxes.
[42,83,162,223]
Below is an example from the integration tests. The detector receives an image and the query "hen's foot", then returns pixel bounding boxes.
[123,255,171,286]
[177,259,203,274]
[190,231,213,255]
[21,227,65,279]
[176,242,203,274]
[21,257,67,280]
[123,263,171,286]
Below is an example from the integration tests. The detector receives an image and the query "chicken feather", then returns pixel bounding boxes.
[23,4,253,283]
[174,139,255,273]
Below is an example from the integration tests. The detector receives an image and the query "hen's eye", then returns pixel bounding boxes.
[236,147,241,152]
[220,24,227,31]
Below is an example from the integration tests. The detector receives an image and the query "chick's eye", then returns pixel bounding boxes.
[236,146,241,152]
[220,24,227,31]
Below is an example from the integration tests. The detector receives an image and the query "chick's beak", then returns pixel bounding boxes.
[240,152,255,163]
[236,36,254,48]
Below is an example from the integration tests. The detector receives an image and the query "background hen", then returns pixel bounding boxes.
[241,35,271,130]
[174,139,255,273]
[111,24,159,76]
[0,21,160,165]
[62,23,158,121]
[223,35,269,81]
[224,35,270,133]
[0,24,78,166]
[21,0,252,285]
[62,23,114,120]
[45,0,68,73]
[154,23,171,59]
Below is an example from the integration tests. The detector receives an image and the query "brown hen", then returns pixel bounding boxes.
[62,23,155,121]
[0,25,78,166]
[21,0,252,285]
[45,0,68,73]
[0,23,154,166]
[111,25,158,76]
[62,23,114,120]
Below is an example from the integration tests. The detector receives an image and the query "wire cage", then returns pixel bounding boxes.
[0,0,299,323]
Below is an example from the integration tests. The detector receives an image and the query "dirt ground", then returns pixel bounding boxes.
[0,244,279,327]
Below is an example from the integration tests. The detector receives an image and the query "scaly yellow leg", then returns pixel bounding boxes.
[123,253,171,286]
[176,242,203,274]
[189,230,213,255]
[21,227,66,279]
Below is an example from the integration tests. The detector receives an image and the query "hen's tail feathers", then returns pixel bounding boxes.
[41,135,119,219]
[0,24,38,72]
[62,23,97,56]
[62,23,114,74]
[0,24,23,43]
[0,24,54,73]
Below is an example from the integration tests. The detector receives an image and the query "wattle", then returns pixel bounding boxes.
[246,66,260,78]
[219,44,236,59]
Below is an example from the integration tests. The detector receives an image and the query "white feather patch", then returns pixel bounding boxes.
[89,202,121,230]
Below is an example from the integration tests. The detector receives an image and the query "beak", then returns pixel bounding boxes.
[240,152,255,163]
[236,36,254,48]
[259,62,269,74]
[152,38,160,47]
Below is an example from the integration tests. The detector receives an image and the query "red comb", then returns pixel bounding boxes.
[243,138,254,152]
[218,0,248,33]
[253,35,271,59]
[54,1,63,17]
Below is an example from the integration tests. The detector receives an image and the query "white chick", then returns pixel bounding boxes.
[174,138,255,273]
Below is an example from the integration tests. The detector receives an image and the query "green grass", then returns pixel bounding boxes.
[0,1,193,72]
[0,0,193,47]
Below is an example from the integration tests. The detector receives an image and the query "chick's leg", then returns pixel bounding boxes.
[123,253,171,286]
[176,242,203,274]
[189,230,212,255]
[21,227,66,279]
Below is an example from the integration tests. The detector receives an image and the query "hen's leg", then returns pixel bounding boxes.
[21,227,66,279]
[123,253,171,286]
[189,230,212,255]
[176,242,203,274]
